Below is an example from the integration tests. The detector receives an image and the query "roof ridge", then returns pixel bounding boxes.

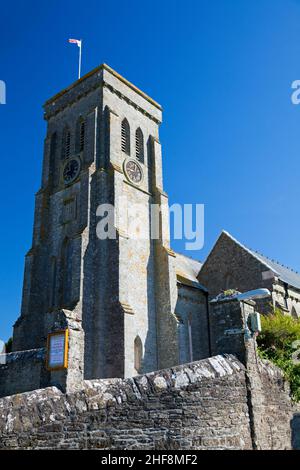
[252,249,300,275]
[223,231,300,278]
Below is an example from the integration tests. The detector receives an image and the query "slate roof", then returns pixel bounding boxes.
[223,231,300,291]
[174,252,207,291]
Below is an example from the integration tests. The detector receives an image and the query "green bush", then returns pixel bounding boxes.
[257,308,300,402]
[5,337,12,353]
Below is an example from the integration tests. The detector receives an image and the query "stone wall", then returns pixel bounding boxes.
[0,355,251,450]
[209,298,249,364]
[207,297,299,449]
[246,352,296,450]
[0,349,47,398]
[0,354,297,450]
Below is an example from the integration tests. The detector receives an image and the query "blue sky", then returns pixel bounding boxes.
[1,0,300,341]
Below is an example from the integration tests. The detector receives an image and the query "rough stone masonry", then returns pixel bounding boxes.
[0,354,297,450]
[0,298,299,450]
[10,63,209,389]
[1,64,299,450]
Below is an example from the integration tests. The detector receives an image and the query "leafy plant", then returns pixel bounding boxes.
[223,289,239,297]
[5,337,12,353]
[257,308,300,402]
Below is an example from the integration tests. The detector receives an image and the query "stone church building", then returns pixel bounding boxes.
[198,231,300,318]
[6,64,299,394]
[12,64,210,383]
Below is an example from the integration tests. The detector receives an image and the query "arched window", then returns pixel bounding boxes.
[291,307,298,319]
[75,118,85,153]
[224,272,234,290]
[176,313,189,365]
[79,120,85,152]
[134,336,143,373]
[62,127,71,159]
[121,118,130,155]
[135,128,144,162]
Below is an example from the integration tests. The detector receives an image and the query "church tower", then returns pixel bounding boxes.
[13,64,179,382]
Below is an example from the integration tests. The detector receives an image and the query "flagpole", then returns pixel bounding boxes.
[78,40,82,79]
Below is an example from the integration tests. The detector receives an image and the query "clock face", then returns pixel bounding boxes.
[124,159,143,184]
[62,157,81,184]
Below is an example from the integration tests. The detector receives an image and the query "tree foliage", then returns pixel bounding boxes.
[5,337,12,353]
[257,308,300,402]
